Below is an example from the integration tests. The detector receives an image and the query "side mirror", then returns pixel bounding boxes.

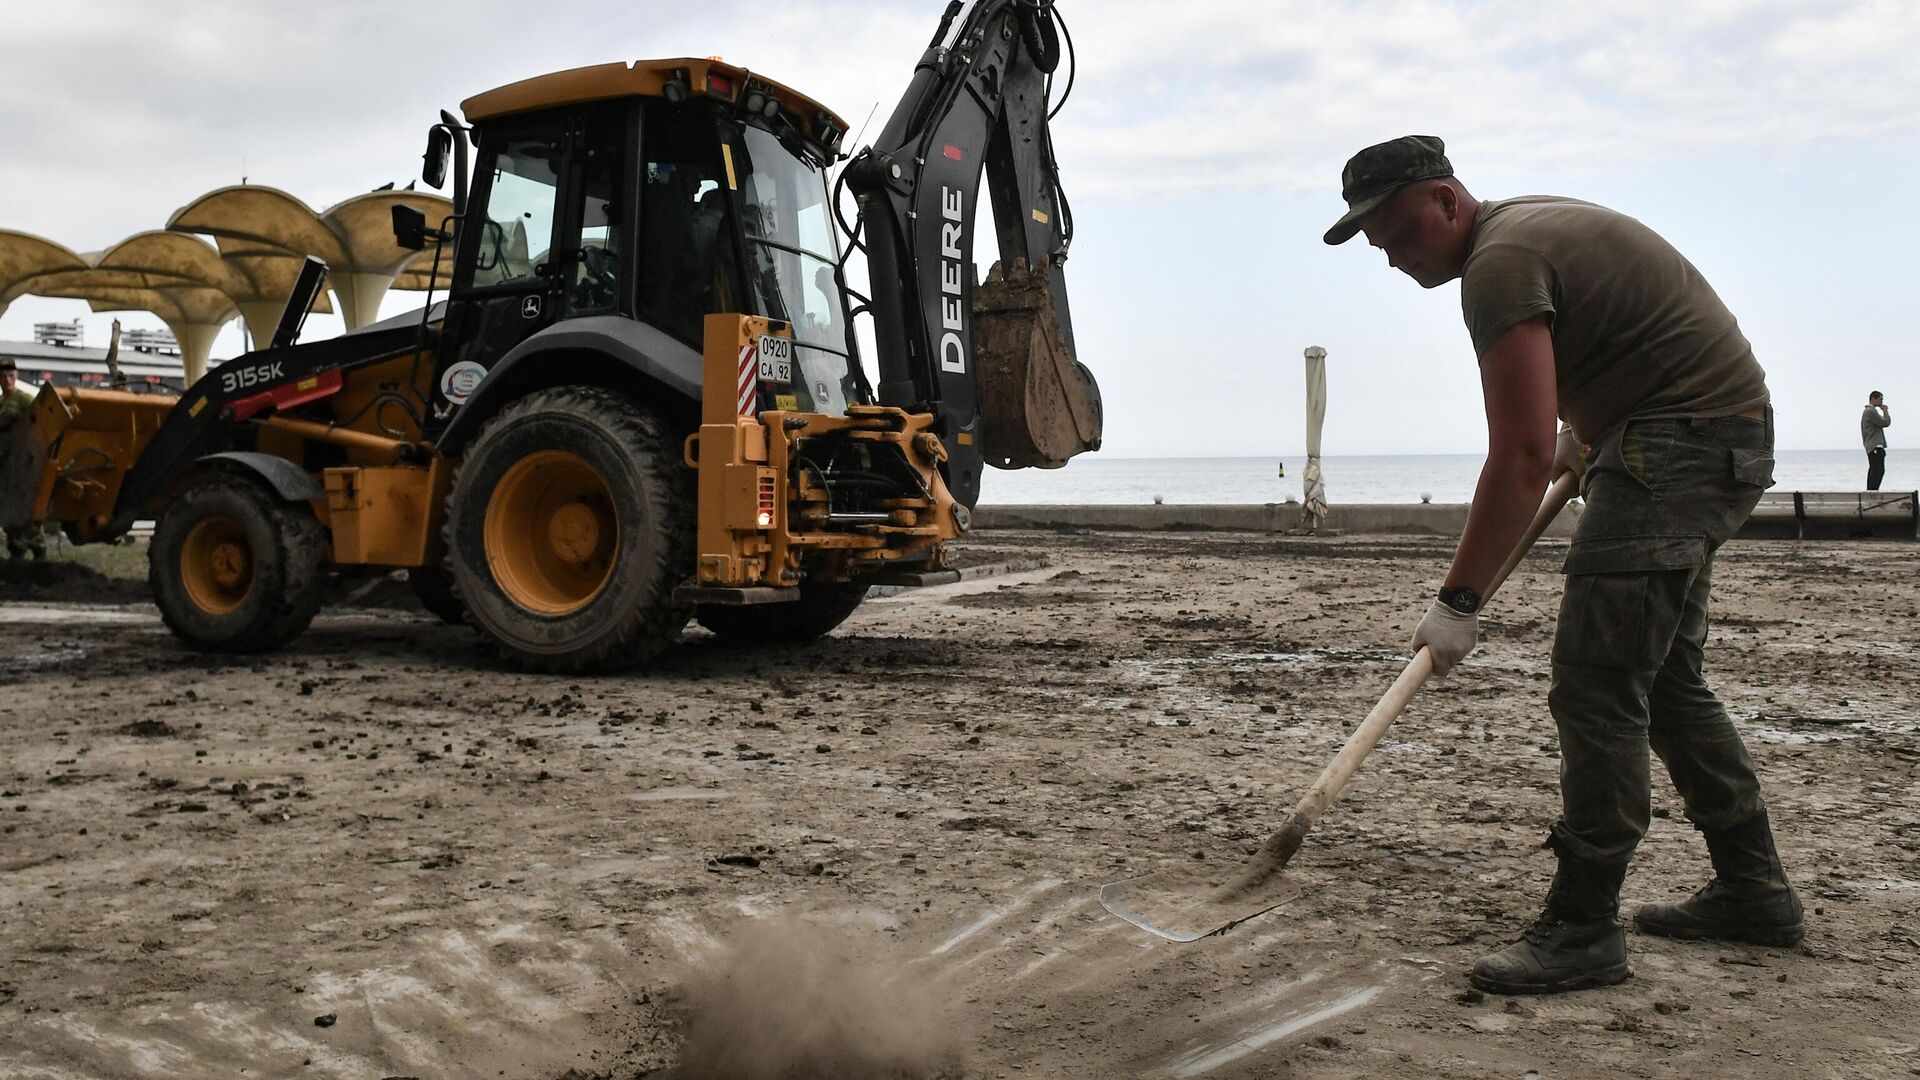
[392,204,429,251]
[422,127,451,189]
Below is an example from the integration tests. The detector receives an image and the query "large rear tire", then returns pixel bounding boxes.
[149,471,327,653]
[696,580,868,646]
[444,386,694,673]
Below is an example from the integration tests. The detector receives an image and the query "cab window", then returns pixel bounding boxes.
[564,114,627,314]
[469,137,561,290]
[638,102,738,345]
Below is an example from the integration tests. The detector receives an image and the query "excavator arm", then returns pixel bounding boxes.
[845,0,1102,510]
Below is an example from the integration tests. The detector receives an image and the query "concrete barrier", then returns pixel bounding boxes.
[979,491,1917,540]
[975,502,1582,537]
[1737,491,1917,540]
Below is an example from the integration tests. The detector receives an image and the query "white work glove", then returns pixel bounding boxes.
[1553,424,1589,481]
[1411,598,1478,677]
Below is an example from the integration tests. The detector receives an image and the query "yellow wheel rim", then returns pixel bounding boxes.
[484,450,619,616]
[180,515,254,616]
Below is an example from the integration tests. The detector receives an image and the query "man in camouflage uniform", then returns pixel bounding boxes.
[0,357,49,560]
[1324,136,1803,994]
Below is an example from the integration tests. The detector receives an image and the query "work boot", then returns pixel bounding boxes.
[1471,855,1631,995]
[1635,813,1804,947]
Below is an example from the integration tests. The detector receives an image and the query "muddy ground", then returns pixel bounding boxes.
[2,530,1916,1079]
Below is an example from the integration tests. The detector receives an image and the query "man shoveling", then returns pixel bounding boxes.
[1325,136,1803,994]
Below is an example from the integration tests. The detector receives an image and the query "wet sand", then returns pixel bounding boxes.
[2,530,1916,1078]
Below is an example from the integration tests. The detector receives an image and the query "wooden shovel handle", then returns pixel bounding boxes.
[1220,471,1581,895]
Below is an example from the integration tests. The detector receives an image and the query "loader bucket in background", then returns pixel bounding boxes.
[973,259,1102,469]
[21,387,177,543]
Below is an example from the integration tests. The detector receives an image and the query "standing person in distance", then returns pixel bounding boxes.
[1862,391,1890,491]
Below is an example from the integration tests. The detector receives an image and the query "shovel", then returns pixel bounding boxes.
[1100,471,1582,941]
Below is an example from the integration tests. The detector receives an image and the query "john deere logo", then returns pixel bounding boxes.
[521,295,543,319]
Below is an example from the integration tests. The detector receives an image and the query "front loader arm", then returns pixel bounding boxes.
[845,0,1100,509]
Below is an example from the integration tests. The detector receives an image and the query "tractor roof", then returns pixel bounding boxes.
[462,58,848,147]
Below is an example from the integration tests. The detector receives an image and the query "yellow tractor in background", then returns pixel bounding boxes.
[7,0,1100,672]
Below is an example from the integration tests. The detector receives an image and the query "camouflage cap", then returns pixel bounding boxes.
[0,357,16,372]
[1323,135,1454,245]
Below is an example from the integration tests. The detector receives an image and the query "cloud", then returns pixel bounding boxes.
[1041,0,1920,197]
[2,0,1913,460]
[5,0,1912,235]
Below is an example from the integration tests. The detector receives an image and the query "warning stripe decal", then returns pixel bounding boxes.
[736,343,757,417]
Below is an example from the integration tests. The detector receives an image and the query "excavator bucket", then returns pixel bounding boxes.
[973,259,1102,469]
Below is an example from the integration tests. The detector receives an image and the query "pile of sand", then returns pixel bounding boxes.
[674,920,966,1080]
[0,559,146,604]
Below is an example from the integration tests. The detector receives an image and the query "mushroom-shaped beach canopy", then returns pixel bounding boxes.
[216,238,337,344]
[392,247,455,294]
[168,185,455,330]
[321,189,459,314]
[0,231,89,322]
[94,231,331,348]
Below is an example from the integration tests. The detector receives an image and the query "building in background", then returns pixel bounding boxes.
[0,320,186,392]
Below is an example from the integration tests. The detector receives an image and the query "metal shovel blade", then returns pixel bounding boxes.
[1098,868,1303,943]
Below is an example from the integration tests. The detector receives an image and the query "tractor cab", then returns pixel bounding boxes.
[398,59,860,433]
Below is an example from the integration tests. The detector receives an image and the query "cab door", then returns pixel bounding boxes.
[430,116,573,418]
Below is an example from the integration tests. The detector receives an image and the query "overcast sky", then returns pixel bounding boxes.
[2,0,1914,456]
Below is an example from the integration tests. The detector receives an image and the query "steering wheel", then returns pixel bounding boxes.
[475,220,508,273]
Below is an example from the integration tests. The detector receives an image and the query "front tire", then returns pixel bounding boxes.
[444,386,694,673]
[696,580,868,646]
[149,471,327,653]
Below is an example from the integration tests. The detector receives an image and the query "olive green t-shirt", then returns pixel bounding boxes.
[0,384,35,421]
[1460,196,1769,440]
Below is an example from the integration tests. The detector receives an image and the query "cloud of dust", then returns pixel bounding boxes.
[674,918,967,1080]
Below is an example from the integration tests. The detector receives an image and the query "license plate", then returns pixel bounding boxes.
[757,335,792,383]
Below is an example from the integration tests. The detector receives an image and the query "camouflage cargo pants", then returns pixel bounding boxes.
[1546,410,1775,865]
[0,419,45,557]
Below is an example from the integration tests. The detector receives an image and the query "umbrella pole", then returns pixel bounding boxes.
[1302,346,1328,532]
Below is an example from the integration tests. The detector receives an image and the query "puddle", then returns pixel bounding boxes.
[632,787,733,802]
[868,565,1057,603]
[0,644,90,673]
[1146,648,1405,668]
[0,604,156,625]
[1844,877,1920,894]
[1742,713,1917,746]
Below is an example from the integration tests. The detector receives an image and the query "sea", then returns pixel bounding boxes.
[975,449,1890,505]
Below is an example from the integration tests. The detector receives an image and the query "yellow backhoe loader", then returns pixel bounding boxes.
[5,0,1100,672]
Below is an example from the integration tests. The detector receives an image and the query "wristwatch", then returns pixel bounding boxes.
[1438,585,1483,614]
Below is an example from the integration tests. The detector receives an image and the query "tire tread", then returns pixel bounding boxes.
[443,385,693,673]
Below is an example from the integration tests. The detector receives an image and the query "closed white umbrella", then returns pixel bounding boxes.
[1303,346,1328,531]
